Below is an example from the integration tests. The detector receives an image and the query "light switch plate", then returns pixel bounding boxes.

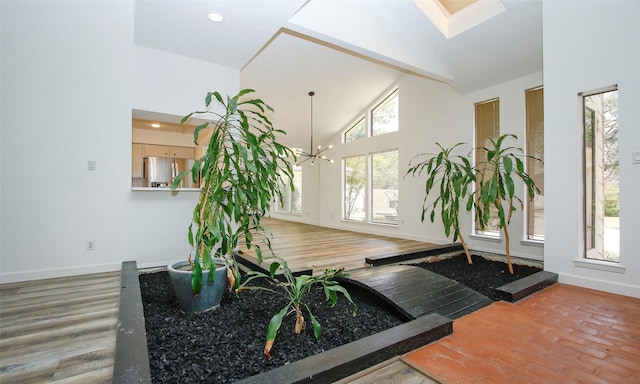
[633,152,640,164]
[87,160,96,171]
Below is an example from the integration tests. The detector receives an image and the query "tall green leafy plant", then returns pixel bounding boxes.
[171,89,295,294]
[238,257,357,359]
[473,134,542,274]
[406,142,475,264]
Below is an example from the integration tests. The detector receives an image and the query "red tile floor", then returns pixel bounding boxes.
[405,283,640,383]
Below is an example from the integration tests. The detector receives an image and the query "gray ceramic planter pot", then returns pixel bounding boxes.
[167,259,228,313]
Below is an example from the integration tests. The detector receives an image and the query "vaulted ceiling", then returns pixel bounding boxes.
[134,0,542,150]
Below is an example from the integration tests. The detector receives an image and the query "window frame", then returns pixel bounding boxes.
[370,149,399,225]
[473,97,501,238]
[275,165,302,215]
[371,90,399,137]
[525,86,545,242]
[342,88,399,144]
[581,85,619,263]
[342,149,399,226]
[344,117,367,144]
[343,154,368,222]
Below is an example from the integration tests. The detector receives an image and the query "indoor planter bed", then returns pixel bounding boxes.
[114,250,556,384]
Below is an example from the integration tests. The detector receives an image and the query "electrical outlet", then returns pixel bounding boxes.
[87,161,96,171]
[86,241,95,250]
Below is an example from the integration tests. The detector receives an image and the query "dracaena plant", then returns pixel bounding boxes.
[171,89,295,294]
[238,256,358,359]
[473,134,542,274]
[406,142,475,264]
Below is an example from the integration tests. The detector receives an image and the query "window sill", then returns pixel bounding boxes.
[274,212,302,216]
[470,234,502,243]
[573,258,626,274]
[341,219,399,228]
[520,239,544,248]
[131,187,200,192]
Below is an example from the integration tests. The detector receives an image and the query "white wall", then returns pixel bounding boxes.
[543,0,640,298]
[0,1,240,283]
[283,71,545,262]
[134,46,239,118]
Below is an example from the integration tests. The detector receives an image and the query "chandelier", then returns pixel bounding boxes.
[295,91,334,166]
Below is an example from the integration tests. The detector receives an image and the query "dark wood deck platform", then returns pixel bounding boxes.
[341,264,493,320]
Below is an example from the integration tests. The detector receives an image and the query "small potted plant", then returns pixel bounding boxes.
[168,88,295,312]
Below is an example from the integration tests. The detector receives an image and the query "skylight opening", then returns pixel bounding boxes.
[413,0,506,39]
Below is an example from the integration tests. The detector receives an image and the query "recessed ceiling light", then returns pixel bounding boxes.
[151,123,161,128]
[207,12,223,23]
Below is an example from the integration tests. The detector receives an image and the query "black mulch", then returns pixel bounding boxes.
[139,271,405,383]
[412,253,541,300]
[140,254,541,383]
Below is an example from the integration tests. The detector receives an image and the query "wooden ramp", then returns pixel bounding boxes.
[340,264,493,320]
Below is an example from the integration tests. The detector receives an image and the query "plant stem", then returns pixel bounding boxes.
[503,197,515,274]
[503,222,514,274]
[458,230,473,264]
[294,308,304,334]
[195,181,213,268]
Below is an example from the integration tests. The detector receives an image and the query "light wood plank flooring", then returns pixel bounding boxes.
[0,220,437,384]
[241,218,438,274]
[0,272,121,384]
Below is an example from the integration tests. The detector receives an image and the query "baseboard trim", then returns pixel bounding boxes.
[556,272,640,298]
[0,262,122,284]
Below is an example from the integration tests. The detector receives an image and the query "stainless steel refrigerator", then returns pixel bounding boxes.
[146,157,197,188]
[146,156,172,188]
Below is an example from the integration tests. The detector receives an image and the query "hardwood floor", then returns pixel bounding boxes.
[0,220,437,383]
[0,272,120,383]
[241,218,438,274]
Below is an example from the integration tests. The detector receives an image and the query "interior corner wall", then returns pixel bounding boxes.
[0,1,241,283]
[542,0,640,297]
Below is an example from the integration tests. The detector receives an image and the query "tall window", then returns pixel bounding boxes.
[583,87,619,262]
[474,98,500,235]
[525,87,544,241]
[371,150,399,224]
[344,118,366,143]
[343,150,399,225]
[276,165,302,215]
[372,91,399,136]
[344,156,366,221]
